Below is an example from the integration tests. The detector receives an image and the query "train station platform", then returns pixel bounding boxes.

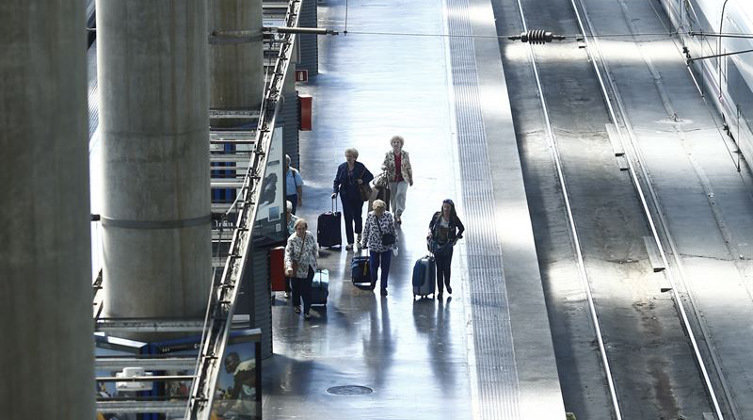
[261,0,567,418]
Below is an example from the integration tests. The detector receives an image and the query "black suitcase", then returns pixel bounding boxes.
[351,254,372,290]
[317,198,342,248]
[311,269,329,307]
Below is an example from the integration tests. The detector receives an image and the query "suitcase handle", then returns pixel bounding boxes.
[332,196,339,213]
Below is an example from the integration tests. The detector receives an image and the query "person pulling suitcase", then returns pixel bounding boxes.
[285,218,319,320]
[426,199,465,298]
[360,199,397,296]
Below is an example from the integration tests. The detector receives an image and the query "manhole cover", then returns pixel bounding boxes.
[326,385,373,395]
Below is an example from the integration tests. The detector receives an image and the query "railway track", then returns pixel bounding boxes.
[492,0,753,417]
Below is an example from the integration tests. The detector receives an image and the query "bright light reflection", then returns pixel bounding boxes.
[496,204,537,252]
[587,38,685,64]
[502,38,687,66]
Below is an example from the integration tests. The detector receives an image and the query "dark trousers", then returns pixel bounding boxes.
[341,196,364,244]
[291,267,314,314]
[369,250,392,291]
[435,248,453,293]
[286,194,298,214]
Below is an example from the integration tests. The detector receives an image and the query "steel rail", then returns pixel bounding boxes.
[566,0,726,417]
[512,1,624,418]
[635,1,743,416]
[185,1,302,419]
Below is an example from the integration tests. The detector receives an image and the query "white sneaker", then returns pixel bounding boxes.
[345,243,354,250]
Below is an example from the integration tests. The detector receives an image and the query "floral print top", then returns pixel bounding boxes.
[382,150,413,185]
[284,231,319,278]
[360,211,397,253]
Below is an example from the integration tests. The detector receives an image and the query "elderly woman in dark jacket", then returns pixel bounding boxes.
[331,148,374,250]
[427,199,465,298]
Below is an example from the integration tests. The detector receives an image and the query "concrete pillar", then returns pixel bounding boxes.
[0,1,94,419]
[209,0,264,115]
[97,1,211,324]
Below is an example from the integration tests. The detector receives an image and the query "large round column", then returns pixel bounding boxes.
[209,0,265,113]
[97,1,211,324]
[0,1,94,418]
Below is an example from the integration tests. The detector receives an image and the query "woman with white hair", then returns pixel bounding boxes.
[285,218,319,319]
[332,147,374,250]
[360,199,397,296]
[381,135,413,225]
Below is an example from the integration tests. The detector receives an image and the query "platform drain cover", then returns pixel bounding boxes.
[326,385,373,395]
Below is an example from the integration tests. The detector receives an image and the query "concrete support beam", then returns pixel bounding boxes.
[0,1,94,418]
[97,0,211,326]
[209,0,264,114]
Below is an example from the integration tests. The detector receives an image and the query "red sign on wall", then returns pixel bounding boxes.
[295,70,309,82]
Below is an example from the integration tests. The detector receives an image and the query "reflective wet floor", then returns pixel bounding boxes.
[261,0,473,418]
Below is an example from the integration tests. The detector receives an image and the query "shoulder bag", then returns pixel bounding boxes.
[358,167,373,201]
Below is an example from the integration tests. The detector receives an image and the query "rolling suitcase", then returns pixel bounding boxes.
[412,255,436,299]
[317,198,342,248]
[269,246,286,292]
[311,269,329,307]
[351,252,373,290]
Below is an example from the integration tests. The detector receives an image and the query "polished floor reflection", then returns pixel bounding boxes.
[261,0,473,417]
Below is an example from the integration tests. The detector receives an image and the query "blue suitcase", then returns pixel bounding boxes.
[317,198,342,248]
[412,255,436,299]
[351,255,372,290]
[311,269,329,307]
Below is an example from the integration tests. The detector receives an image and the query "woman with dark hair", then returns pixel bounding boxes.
[332,148,374,250]
[427,199,465,298]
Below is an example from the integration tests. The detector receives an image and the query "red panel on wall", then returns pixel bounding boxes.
[299,94,312,131]
[270,246,286,292]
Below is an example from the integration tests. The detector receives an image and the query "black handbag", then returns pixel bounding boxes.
[376,215,396,246]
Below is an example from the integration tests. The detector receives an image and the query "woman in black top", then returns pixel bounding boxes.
[427,199,465,297]
[332,148,374,250]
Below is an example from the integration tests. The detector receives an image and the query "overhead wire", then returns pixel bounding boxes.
[335,29,753,40]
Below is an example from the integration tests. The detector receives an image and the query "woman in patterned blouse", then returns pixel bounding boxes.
[381,135,413,225]
[360,199,398,296]
[285,218,319,319]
